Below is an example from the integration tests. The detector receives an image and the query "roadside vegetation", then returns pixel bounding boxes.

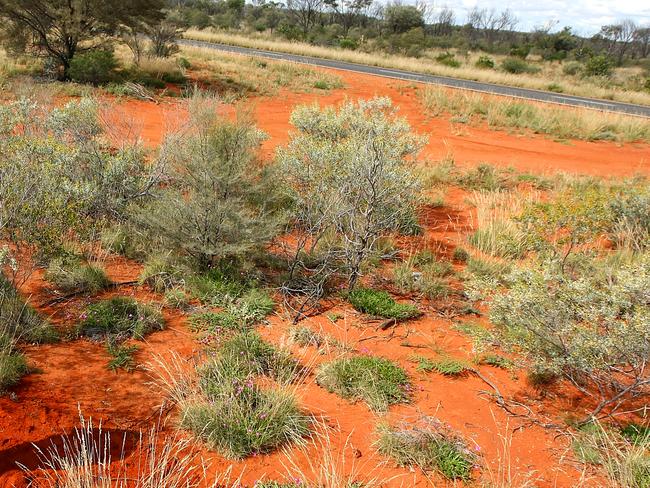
[419,86,650,143]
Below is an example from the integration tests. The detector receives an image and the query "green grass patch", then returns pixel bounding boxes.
[376,418,477,480]
[430,357,472,376]
[316,355,410,411]
[348,288,420,320]
[77,297,164,340]
[0,334,28,391]
[106,340,139,372]
[45,256,111,294]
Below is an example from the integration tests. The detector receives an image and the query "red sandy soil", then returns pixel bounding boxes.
[105,68,649,178]
[1,68,641,487]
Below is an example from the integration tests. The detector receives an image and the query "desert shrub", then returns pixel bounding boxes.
[456,164,511,191]
[563,61,583,76]
[475,56,495,69]
[339,38,358,50]
[187,267,249,306]
[106,339,139,372]
[139,254,189,293]
[429,357,471,376]
[478,353,513,370]
[435,52,460,68]
[278,97,424,291]
[44,256,110,294]
[289,326,325,348]
[585,55,613,77]
[217,331,299,383]
[376,417,477,480]
[609,193,650,252]
[182,366,308,459]
[500,58,538,74]
[621,424,650,446]
[164,288,190,310]
[68,50,117,84]
[0,275,55,343]
[316,355,410,411]
[100,224,149,260]
[136,92,282,270]
[490,254,650,421]
[453,247,469,263]
[77,297,164,340]
[347,288,420,320]
[0,333,28,391]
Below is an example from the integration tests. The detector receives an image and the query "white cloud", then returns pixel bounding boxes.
[420,0,650,35]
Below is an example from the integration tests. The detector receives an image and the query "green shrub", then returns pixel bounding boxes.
[500,58,538,74]
[164,288,190,310]
[339,38,358,50]
[182,355,309,459]
[316,355,410,411]
[430,357,471,376]
[106,339,138,372]
[453,247,469,263]
[289,326,325,348]
[100,224,149,260]
[0,334,28,391]
[490,254,650,421]
[585,55,613,77]
[348,288,420,320]
[0,277,56,343]
[562,61,583,76]
[376,418,477,480]
[218,331,300,384]
[188,268,248,306]
[475,56,495,69]
[78,297,164,340]
[45,256,110,294]
[478,353,513,370]
[622,424,650,445]
[435,52,460,68]
[139,254,189,293]
[68,50,117,84]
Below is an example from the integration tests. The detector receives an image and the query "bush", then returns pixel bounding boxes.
[68,50,117,84]
[45,256,110,294]
[376,417,477,480]
[0,276,56,343]
[183,354,309,459]
[500,58,538,74]
[435,52,460,68]
[453,247,469,263]
[585,55,613,77]
[490,254,650,421]
[563,61,583,76]
[316,355,410,411]
[430,357,471,376]
[348,288,420,320]
[136,92,282,270]
[77,297,164,340]
[475,56,495,69]
[339,38,358,50]
[139,254,189,293]
[0,334,28,391]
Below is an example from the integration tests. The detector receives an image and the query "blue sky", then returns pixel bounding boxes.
[422,0,650,36]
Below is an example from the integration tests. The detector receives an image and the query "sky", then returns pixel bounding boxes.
[422,0,650,36]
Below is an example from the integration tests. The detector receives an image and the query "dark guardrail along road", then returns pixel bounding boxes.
[180,38,650,118]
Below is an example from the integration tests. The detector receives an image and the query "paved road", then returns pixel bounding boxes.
[180,38,650,118]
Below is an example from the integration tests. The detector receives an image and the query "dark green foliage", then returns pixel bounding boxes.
[45,256,110,294]
[453,247,469,263]
[347,288,420,320]
[475,55,495,69]
[585,55,613,77]
[77,297,164,340]
[0,276,56,343]
[435,52,460,68]
[68,50,117,84]
[216,331,299,383]
[0,333,28,390]
[622,424,650,445]
[376,418,477,480]
[500,58,539,74]
[316,355,410,411]
[106,339,138,372]
[430,357,471,376]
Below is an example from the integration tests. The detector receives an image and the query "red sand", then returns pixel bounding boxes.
[2,68,638,486]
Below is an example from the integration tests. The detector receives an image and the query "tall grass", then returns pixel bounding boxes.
[183,29,650,107]
[467,190,540,259]
[20,414,241,487]
[420,86,650,143]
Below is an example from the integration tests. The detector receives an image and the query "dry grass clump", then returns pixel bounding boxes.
[180,45,343,97]
[183,29,650,106]
[420,86,650,143]
[20,414,241,488]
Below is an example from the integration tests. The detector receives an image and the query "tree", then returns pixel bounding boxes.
[0,0,165,79]
[323,0,373,35]
[148,20,184,57]
[287,0,324,35]
[633,26,650,59]
[599,19,637,65]
[384,4,424,34]
[467,7,517,48]
[278,97,424,300]
[432,6,455,37]
[137,94,282,269]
